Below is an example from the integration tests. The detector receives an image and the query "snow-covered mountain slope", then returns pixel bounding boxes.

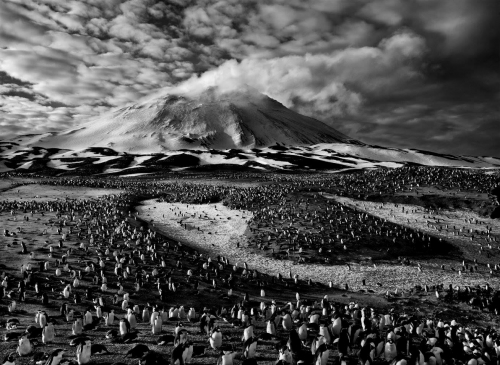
[24,87,351,153]
[1,142,499,175]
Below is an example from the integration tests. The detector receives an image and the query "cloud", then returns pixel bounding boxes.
[0,0,498,156]
[169,30,426,120]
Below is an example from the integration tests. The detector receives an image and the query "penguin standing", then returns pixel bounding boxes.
[105,310,114,326]
[60,303,68,317]
[338,328,351,356]
[267,319,276,336]
[358,338,375,365]
[243,336,258,359]
[72,318,83,335]
[42,322,56,344]
[119,318,130,336]
[210,327,223,350]
[142,307,150,323]
[66,309,74,323]
[17,334,33,356]
[242,324,254,342]
[171,343,187,365]
[127,309,137,330]
[298,322,308,342]
[174,329,188,347]
[282,313,292,331]
[76,338,92,364]
[331,316,342,336]
[187,307,196,322]
[217,347,236,365]
[384,332,398,362]
[175,322,185,336]
[183,341,194,364]
[152,313,163,335]
[314,343,330,365]
[319,324,333,345]
[37,310,48,328]
[288,330,302,356]
[44,348,65,365]
[84,310,93,326]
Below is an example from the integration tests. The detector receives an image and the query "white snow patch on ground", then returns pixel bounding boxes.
[138,200,500,293]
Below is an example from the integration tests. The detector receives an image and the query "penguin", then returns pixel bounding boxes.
[277,345,293,365]
[358,338,375,365]
[70,337,90,347]
[2,353,15,365]
[217,346,237,365]
[4,331,21,342]
[298,322,308,342]
[288,329,302,355]
[266,319,277,336]
[127,309,137,330]
[43,348,65,365]
[210,327,223,350]
[105,310,115,326]
[174,329,188,346]
[200,312,215,335]
[83,311,93,326]
[174,322,185,336]
[37,310,48,328]
[242,324,254,342]
[66,309,74,323]
[60,303,68,317]
[6,318,20,330]
[183,342,194,364]
[25,325,43,338]
[282,313,292,331]
[76,338,92,364]
[187,307,196,322]
[126,344,149,358]
[243,336,258,359]
[171,343,187,365]
[152,314,162,335]
[90,344,109,355]
[105,329,118,339]
[338,328,351,356]
[384,332,398,362]
[72,318,83,335]
[143,307,151,323]
[319,324,333,345]
[314,343,330,365]
[119,318,130,336]
[331,316,342,336]
[17,334,33,356]
[42,322,56,344]
[157,334,175,346]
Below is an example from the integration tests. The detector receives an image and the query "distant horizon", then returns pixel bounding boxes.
[0,0,499,156]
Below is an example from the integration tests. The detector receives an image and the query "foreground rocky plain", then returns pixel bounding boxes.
[0,166,500,365]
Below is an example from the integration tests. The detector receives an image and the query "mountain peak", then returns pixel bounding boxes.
[26,86,351,153]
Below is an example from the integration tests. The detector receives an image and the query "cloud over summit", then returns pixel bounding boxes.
[0,0,498,155]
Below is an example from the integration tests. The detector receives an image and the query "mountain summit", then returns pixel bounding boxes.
[34,86,352,153]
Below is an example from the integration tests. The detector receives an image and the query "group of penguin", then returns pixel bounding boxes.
[1,173,499,365]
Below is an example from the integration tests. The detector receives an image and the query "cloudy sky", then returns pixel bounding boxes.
[0,0,499,156]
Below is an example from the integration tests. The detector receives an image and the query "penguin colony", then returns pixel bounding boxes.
[0,166,499,365]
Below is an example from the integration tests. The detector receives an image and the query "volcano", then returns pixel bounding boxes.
[1,87,499,175]
[32,87,352,153]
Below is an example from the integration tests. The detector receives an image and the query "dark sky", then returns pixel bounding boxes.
[0,0,499,156]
